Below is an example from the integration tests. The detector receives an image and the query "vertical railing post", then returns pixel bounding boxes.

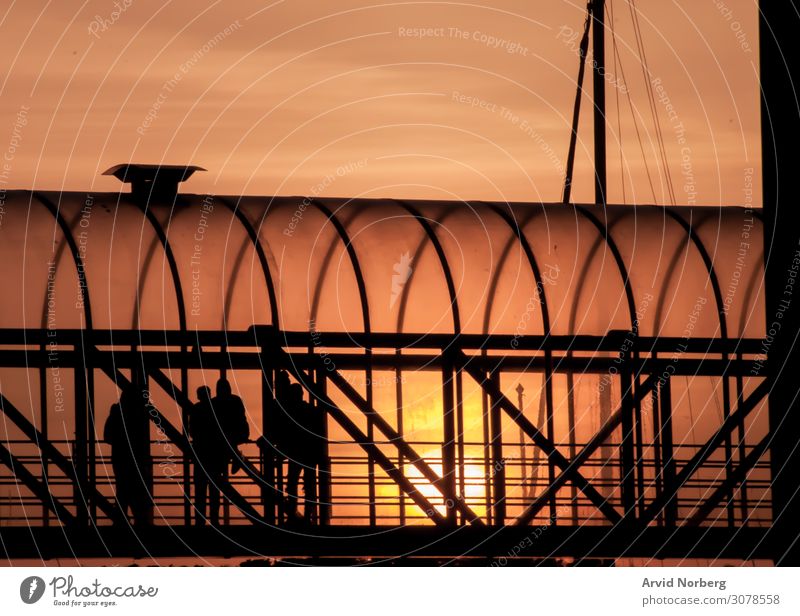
[544,349,557,523]
[489,370,505,525]
[442,353,457,525]
[180,342,190,526]
[39,343,49,527]
[659,375,677,526]
[316,367,331,525]
[565,372,578,524]
[735,352,748,525]
[633,365,646,518]
[650,360,663,525]
[74,338,89,526]
[260,353,275,525]
[721,362,735,527]
[619,346,637,518]
[366,351,376,526]
[481,367,492,525]
[455,370,466,525]
[395,349,406,525]
[86,346,97,523]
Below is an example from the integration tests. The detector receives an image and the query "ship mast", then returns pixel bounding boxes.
[562,0,607,205]
[591,0,607,205]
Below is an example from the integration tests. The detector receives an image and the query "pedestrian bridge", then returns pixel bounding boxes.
[0,185,770,560]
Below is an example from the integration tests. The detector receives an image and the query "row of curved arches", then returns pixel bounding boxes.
[1,191,764,343]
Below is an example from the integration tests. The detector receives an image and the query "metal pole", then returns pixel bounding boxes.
[442,356,457,525]
[74,340,89,526]
[562,3,593,203]
[489,371,506,525]
[516,383,526,500]
[760,0,800,565]
[659,377,676,526]
[592,0,607,205]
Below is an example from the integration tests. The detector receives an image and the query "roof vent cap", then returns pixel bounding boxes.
[103,164,205,201]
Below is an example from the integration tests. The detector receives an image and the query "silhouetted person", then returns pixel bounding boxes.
[259,371,291,517]
[212,378,250,479]
[104,384,153,525]
[283,383,323,523]
[187,385,227,525]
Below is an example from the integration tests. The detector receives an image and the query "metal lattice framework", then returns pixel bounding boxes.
[0,190,770,560]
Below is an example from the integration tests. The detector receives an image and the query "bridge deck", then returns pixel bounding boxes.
[0,525,775,561]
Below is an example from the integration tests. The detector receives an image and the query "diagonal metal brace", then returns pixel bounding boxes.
[321,366,485,526]
[0,440,76,525]
[275,357,453,525]
[452,349,622,524]
[687,435,770,526]
[514,373,659,526]
[0,391,118,520]
[641,378,771,525]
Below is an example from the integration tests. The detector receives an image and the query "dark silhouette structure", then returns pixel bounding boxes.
[187,385,226,525]
[0,155,788,562]
[760,0,800,566]
[261,370,291,521]
[103,383,154,526]
[213,378,250,476]
[283,383,323,523]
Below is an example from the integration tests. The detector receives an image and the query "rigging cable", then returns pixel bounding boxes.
[608,0,627,203]
[562,2,593,203]
[629,0,677,204]
[608,1,659,203]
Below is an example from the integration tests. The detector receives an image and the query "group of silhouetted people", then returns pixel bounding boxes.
[186,379,250,525]
[103,371,325,527]
[271,370,326,524]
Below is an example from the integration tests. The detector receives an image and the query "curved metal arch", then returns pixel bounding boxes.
[31,191,96,523]
[31,192,93,329]
[394,200,462,334]
[309,199,371,335]
[309,198,376,524]
[565,211,637,337]
[479,207,547,335]
[484,203,553,336]
[649,216,710,340]
[128,199,191,523]
[391,201,463,523]
[37,208,84,329]
[482,201,560,523]
[481,232,518,334]
[131,229,165,330]
[220,235,253,331]
[574,205,638,335]
[661,207,728,340]
[128,201,187,334]
[738,252,766,336]
[307,206,364,332]
[393,208,458,336]
[217,197,280,329]
[740,208,764,336]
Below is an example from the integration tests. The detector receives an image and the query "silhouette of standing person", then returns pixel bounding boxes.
[104,383,153,525]
[283,383,322,523]
[260,370,291,521]
[212,378,250,481]
[187,385,227,525]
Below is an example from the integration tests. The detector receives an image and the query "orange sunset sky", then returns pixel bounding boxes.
[1,0,761,205]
